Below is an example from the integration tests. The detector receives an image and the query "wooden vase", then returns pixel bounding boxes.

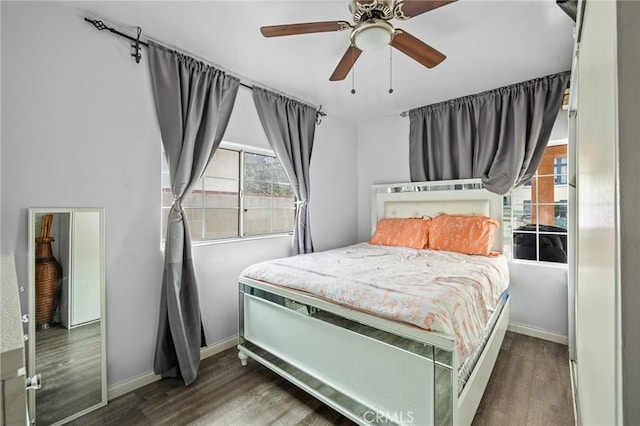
[35,236,60,328]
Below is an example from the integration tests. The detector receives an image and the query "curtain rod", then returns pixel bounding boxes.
[83,17,326,122]
[399,70,571,119]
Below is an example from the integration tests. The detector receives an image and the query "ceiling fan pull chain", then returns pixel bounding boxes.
[351,48,356,94]
[389,45,394,94]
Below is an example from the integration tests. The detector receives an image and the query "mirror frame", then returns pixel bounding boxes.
[27,207,107,425]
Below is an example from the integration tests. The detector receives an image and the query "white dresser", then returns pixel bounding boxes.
[1,255,27,426]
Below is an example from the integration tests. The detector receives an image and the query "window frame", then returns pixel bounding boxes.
[161,141,296,246]
[508,141,569,266]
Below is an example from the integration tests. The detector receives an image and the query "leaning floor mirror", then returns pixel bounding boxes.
[27,208,107,425]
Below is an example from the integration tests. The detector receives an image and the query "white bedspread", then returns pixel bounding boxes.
[241,243,509,361]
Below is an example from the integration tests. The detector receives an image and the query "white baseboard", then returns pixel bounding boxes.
[200,335,239,359]
[107,334,238,400]
[508,322,569,345]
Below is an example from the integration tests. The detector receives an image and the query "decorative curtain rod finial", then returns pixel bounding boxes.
[131,27,143,63]
[316,105,327,125]
[84,17,148,64]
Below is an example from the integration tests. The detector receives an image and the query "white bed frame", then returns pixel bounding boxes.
[237,179,509,426]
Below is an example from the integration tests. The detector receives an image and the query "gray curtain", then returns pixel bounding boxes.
[148,41,239,385]
[252,87,316,254]
[409,71,570,195]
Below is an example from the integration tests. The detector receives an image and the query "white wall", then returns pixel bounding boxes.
[356,115,410,242]
[508,263,568,337]
[356,109,570,340]
[0,1,357,387]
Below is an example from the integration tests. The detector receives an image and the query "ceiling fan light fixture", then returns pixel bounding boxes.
[351,20,394,51]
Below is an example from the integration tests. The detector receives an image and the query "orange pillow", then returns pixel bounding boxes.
[429,214,499,256]
[369,218,431,249]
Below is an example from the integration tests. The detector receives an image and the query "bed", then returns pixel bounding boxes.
[237,179,509,426]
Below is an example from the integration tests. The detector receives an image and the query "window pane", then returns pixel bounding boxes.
[162,188,174,207]
[537,228,567,263]
[203,208,239,239]
[203,177,239,208]
[533,174,556,226]
[273,183,295,198]
[204,176,238,193]
[555,156,568,184]
[162,147,295,243]
[161,154,173,207]
[162,173,171,191]
[244,152,274,183]
[244,209,271,236]
[244,180,272,197]
[273,164,289,185]
[244,194,272,208]
[161,207,171,240]
[555,199,568,228]
[511,203,533,229]
[242,151,295,236]
[273,194,295,209]
[510,143,568,264]
[244,207,296,236]
[184,208,204,240]
[513,228,538,261]
[204,148,239,179]
[511,183,532,206]
[182,188,203,208]
[272,208,296,233]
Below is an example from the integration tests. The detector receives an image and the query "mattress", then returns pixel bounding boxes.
[241,243,509,365]
[458,290,508,392]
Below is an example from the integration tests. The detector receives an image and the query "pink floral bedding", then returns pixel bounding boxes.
[241,243,509,361]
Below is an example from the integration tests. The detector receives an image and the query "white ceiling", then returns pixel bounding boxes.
[70,0,575,124]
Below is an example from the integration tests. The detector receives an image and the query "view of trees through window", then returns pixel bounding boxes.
[243,152,296,236]
[509,143,569,263]
[162,147,295,241]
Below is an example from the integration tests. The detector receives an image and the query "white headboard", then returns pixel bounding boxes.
[371,179,504,252]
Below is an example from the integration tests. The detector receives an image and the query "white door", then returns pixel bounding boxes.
[70,211,101,326]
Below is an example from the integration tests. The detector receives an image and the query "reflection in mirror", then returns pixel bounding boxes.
[28,208,106,425]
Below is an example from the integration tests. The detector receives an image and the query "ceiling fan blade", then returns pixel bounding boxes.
[261,21,350,38]
[391,30,446,69]
[397,0,457,19]
[329,45,363,81]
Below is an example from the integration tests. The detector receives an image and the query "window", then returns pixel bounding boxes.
[162,146,296,242]
[509,144,569,264]
[242,152,296,236]
[522,200,531,218]
[554,156,568,184]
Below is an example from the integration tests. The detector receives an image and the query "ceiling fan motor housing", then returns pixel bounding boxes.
[350,0,393,23]
[349,0,411,23]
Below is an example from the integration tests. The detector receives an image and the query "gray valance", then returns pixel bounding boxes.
[409,71,571,195]
[148,40,240,385]
[252,87,316,254]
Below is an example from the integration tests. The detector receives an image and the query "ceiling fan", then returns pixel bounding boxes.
[260,0,457,81]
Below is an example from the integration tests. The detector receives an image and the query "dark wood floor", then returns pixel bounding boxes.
[36,321,102,425]
[472,332,574,426]
[72,331,573,426]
